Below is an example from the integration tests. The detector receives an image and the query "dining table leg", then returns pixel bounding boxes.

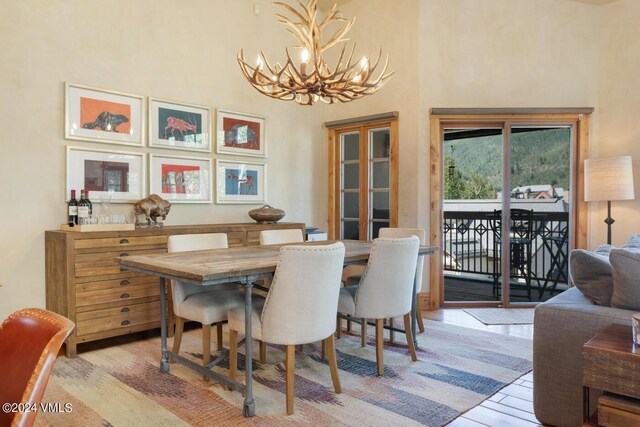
[159,277,170,373]
[243,277,255,417]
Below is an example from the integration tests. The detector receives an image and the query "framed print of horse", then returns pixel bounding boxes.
[216,109,266,158]
[149,98,211,152]
[65,83,145,146]
[216,159,266,204]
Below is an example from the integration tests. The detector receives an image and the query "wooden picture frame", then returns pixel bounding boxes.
[149,154,212,203]
[149,98,211,152]
[215,159,266,204]
[65,83,145,146]
[216,109,266,158]
[66,146,145,203]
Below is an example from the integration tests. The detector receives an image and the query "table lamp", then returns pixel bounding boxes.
[584,156,635,244]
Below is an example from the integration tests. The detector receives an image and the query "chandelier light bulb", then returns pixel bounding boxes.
[301,48,310,63]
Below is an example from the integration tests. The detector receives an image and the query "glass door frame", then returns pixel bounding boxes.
[327,117,399,241]
[430,112,590,309]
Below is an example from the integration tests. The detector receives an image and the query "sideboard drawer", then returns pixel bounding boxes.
[74,235,168,251]
[76,282,164,307]
[76,275,159,293]
[76,301,167,337]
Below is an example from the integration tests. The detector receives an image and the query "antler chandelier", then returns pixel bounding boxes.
[237,0,393,106]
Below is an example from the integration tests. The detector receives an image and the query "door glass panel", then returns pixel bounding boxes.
[341,131,360,239]
[370,129,390,159]
[343,192,359,218]
[343,133,360,161]
[443,128,503,303]
[343,163,359,189]
[371,192,389,219]
[371,161,389,189]
[508,127,571,304]
[342,220,360,240]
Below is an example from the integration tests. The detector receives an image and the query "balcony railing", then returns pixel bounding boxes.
[443,210,569,299]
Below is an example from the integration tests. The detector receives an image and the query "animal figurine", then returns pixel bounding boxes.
[133,194,171,227]
[83,111,129,132]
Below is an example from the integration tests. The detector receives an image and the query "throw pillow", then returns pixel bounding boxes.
[623,234,640,250]
[569,247,613,306]
[610,247,640,310]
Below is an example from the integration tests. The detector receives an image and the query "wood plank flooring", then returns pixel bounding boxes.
[444,276,567,304]
[423,308,542,426]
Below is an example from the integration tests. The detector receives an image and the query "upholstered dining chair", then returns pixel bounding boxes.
[227,242,345,415]
[0,308,74,427]
[379,227,427,334]
[259,228,304,245]
[337,237,419,376]
[168,233,245,376]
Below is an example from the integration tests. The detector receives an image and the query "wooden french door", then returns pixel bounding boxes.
[327,116,399,240]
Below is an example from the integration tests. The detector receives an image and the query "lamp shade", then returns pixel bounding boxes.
[584,156,635,202]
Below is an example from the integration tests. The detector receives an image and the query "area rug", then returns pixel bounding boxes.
[36,320,532,427]
[463,308,535,325]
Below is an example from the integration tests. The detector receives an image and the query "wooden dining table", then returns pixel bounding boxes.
[117,239,437,417]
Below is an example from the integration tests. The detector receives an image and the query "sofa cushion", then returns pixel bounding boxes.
[610,247,640,310]
[569,246,613,306]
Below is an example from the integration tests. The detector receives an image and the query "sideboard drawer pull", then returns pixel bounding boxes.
[121,320,131,326]
[119,252,129,257]
[120,293,130,299]
[120,280,130,286]
[121,307,130,313]
[119,239,129,244]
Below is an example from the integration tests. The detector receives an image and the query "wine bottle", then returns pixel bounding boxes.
[85,190,93,217]
[78,190,90,224]
[68,190,78,224]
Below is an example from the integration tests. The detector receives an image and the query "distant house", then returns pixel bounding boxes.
[508,185,564,200]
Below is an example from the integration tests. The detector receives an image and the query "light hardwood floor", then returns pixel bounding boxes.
[423,309,541,426]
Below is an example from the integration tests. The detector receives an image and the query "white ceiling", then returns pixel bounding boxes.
[566,0,619,4]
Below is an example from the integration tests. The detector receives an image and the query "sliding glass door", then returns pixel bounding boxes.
[442,122,574,306]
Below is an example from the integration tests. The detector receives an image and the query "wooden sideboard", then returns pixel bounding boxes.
[45,222,305,357]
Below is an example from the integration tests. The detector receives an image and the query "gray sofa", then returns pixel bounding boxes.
[533,287,633,426]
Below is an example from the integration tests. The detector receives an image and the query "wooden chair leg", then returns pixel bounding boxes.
[347,318,352,332]
[389,317,395,343]
[259,341,266,363]
[216,322,224,350]
[416,306,425,333]
[202,323,211,381]
[229,329,237,381]
[403,313,418,361]
[336,316,342,338]
[361,318,367,347]
[325,334,341,393]
[298,344,304,353]
[321,339,326,360]
[375,319,384,376]
[286,345,295,415]
[171,316,184,362]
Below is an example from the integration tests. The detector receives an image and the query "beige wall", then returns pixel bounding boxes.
[593,0,640,247]
[0,0,326,319]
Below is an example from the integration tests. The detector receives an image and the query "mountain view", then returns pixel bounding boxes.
[443,128,571,199]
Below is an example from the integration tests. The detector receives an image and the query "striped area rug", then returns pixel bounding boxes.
[36,320,532,427]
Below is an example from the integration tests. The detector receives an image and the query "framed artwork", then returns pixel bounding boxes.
[65,83,145,146]
[216,159,266,204]
[149,98,211,152]
[149,154,212,203]
[66,146,145,203]
[216,109,266,157]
